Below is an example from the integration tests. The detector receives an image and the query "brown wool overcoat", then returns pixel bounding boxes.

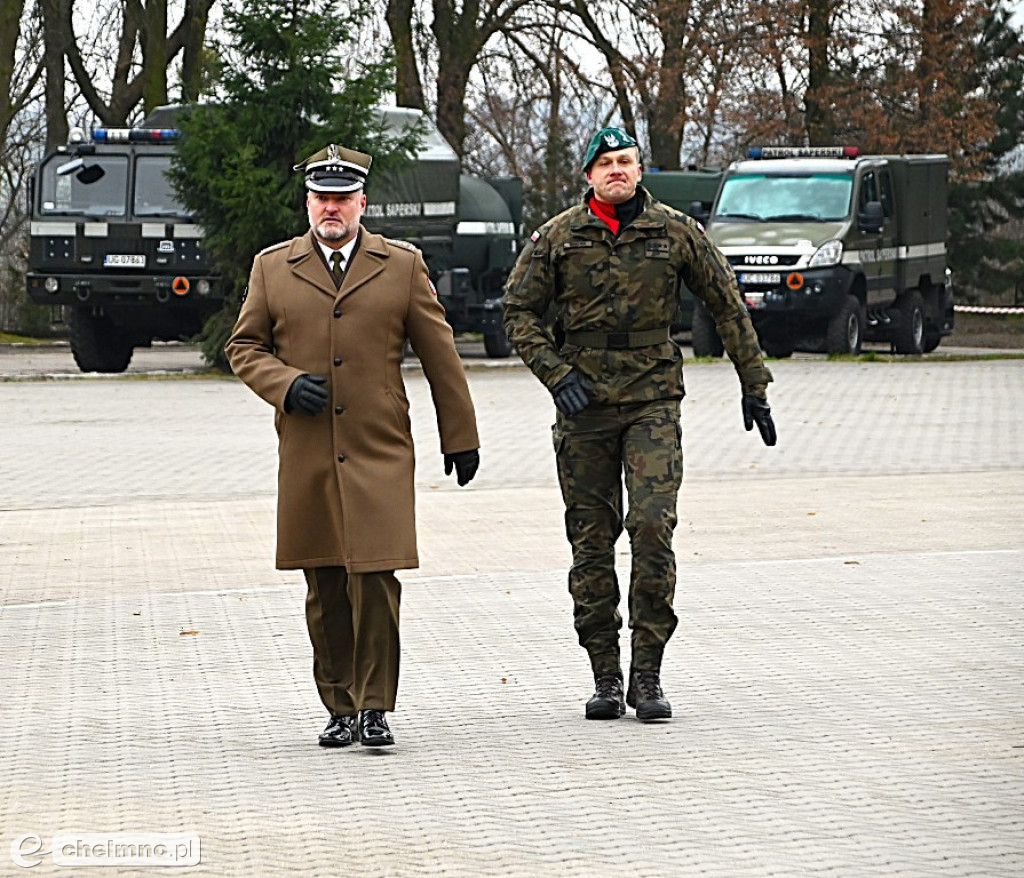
[226,229,479,572]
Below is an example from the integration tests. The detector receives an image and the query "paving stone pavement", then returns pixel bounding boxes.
[1,355,1022,876]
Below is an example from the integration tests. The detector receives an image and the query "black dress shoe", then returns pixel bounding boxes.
[626,668,672,721]
[319,714,358,747]
[586,674,626,719]
[359,709,395,747]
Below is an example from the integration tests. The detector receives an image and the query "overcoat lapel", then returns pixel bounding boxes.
[337,229,387,301]
[286,233,336,298]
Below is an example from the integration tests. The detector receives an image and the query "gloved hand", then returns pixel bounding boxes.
[551,371,595,416]
[742,394,777,446]
[444,449,480,486]
[285,374,328,416]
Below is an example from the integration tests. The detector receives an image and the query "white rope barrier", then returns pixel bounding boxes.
[954,305,1024,315]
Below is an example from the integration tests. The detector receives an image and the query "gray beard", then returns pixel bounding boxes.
[313,220,350,242]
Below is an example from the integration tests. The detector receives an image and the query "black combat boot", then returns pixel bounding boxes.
[626,668,672,721]
[586,673,626,719]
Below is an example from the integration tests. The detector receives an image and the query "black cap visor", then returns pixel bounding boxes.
[306,170,365,193]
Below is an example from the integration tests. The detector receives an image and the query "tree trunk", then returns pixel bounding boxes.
[0,0,26,145]
[386,0,425,109]
[648,0,689,170]
[40,0,69,148]
[804,0,834,145]
[142,0,168,115]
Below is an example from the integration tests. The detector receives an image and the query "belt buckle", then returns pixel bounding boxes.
[607,332,630,349]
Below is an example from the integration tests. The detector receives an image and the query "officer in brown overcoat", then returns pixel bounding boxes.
[226,144,480,748]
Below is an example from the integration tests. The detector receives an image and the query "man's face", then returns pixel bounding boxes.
[307,190,366,247]
[586,147,642,204]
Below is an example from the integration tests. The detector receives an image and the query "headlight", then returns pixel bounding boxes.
[197,279,211,296]
[44,277,59,293]
[808,239,843,268]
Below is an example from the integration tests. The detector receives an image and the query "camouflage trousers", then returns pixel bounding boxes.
[552,399,682,677]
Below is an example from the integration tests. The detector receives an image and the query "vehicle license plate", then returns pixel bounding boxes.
[737,272,782,286]
[744,291,766,309]
[103,254,146,268]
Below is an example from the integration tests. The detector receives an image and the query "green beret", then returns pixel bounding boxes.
[582,127,639,172]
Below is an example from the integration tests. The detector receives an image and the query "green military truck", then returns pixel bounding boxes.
[640,167,723,336]
[700,146,954,357]
[363,108,522,358]
[26,124,223,372]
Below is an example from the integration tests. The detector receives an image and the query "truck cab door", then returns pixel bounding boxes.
[855,171,884,306]
[875,169,898,301]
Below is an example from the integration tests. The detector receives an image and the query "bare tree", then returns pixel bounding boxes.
[385,0,537,155]
[55,0,218,128]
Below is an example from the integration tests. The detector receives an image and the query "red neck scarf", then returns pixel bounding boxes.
[588,196,619,235]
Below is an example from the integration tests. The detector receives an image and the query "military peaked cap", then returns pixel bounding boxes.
[294,144,373,193]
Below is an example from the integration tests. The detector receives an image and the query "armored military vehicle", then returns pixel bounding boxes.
[27,107,523,371]
[364,108,522,357]
[701,146,953,357]
[25,124,222,372]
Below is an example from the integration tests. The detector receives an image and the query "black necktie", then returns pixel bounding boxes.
[330,251,344,287]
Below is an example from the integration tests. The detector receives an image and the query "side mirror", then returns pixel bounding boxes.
[77,164,106,184]
[688,200,710,227]
[56,157,105,184]
[858,200,884,234]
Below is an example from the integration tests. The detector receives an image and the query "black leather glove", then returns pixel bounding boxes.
[444,449,480,486]
[285,374,328,416]
[551,371,595,416]
[742,394,777,446]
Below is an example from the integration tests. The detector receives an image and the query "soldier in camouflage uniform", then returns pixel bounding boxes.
[503,127,777,722]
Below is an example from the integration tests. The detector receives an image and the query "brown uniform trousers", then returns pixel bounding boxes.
[303,567,402,714]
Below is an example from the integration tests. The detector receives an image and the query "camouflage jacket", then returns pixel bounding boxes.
[502,186,773,403]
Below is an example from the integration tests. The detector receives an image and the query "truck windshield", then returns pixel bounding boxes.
[40,155,128,216]
[715,172,853,222]
[134,155,191,218]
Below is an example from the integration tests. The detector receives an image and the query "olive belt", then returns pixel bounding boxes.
[563,327,671,350]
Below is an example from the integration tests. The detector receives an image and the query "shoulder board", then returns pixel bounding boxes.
[386,238,419,253]
[256,240,289,257]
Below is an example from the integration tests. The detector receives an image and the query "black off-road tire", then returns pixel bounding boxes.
[69,308,134,373]
[691,301,724,358]
[483,329,513,358]
[893,290,925,355]
[760,332,795,358]
[826,294,864,356]
[923,328,943,353]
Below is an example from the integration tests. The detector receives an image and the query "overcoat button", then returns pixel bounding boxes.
[337,454,346,463]
[333,357,342,366]
[333,309,341,318]
[334,406,344,415]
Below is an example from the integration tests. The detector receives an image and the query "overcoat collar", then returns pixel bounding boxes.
[284,227,389,300]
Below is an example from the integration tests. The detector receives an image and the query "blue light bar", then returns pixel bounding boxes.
[93,128,181,144]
